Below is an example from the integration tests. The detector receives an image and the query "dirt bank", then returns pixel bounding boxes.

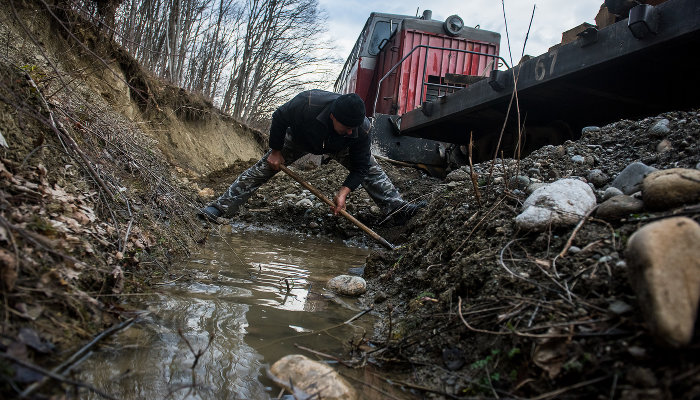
[0,3,262,397]
[354,111,700,399]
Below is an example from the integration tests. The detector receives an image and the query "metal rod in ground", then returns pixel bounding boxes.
[279,165,395,250]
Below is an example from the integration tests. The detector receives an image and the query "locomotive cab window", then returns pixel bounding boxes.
[368,21,396,55]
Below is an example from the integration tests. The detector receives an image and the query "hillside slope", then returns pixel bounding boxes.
[2,3,265,177]
[0,2,265,397]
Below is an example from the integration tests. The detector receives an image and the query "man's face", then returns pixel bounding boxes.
[330,114,355,136]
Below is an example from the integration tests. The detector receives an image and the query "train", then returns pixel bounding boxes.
[334,0,700,175]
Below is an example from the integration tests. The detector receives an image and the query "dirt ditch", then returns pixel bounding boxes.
[0,1,699,399]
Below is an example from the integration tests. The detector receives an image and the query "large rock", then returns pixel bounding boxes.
[446,168,470,182]
[648,118,670,137]
[603,186,624,201]
[642,168,700,210]
[270,354,357,400]
[515,179,597,231]
[327,275,367,296]
[611,162,658,195]
[587,169,610,188]
[596,195,644,220]
[625,217,700,347]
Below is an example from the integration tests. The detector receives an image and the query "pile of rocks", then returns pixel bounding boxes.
[514,162,700,348]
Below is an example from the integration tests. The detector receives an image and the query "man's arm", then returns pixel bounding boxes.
[268,92,308,151]
[267,92,310,169]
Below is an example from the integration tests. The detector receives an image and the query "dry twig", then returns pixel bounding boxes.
[0,352,117,399]
[557,206,599,259]
[458,297,589,339]
[294,344,355,368]
[20,317,136,396]
[468,132,482,207]
[452,196,506,256]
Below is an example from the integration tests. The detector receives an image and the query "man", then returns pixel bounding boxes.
[198,90,424,224]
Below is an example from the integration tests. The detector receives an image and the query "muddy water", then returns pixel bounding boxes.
[77,229,404,399]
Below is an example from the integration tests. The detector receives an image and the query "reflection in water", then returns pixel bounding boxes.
[78,230,372,399]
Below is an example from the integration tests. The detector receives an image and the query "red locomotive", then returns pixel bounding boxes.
[334,10,502,170]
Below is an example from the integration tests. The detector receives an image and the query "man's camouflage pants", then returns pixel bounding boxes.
[210,134,406,217]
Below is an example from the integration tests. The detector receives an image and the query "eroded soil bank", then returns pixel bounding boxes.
[0,3,261,398]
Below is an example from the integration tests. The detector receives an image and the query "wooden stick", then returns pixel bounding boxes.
[557,206,598,259]
[20,317,136,397]
[344,307,374,324]
[279,165,395,250]
[468,132,482,207]
[293,344,355,368]
[1,353,117,400]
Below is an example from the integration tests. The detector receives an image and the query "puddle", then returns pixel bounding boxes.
[77,230,412,399]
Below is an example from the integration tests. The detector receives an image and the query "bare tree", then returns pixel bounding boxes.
[221,0,336,126]
[68,0,337,127]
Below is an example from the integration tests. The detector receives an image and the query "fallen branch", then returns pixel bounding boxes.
[557,206,598,259]
[591,216,618,250]
[468,132,482,207]
[497,240,574,305]
[458,297,585,339]
[20,317,136,397]
[23,72,115,202]
[0,352,117,399]
[344,307,373,324]
[294,344,355,368]
[169,328,215,398]
[452,196,506,256]
[485,364,500,399]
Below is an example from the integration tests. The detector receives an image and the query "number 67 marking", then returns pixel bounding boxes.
[535,49,558,81]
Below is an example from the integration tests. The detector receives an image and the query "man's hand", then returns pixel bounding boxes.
[332,186,351,215]
[266,149,284,171]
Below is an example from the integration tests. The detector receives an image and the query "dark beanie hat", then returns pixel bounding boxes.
[330,93,366,127]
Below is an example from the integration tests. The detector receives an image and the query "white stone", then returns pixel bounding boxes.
[270,354,357,400]
[327,275,367,296]
[571,155,585,164]
[515,179,597,231]
[295,198,313,208]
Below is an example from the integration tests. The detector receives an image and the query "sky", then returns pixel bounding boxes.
[318,0,604,73]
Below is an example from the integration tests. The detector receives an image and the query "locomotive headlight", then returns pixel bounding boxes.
[443,15,464,36]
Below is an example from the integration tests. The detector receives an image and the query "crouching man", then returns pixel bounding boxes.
[198,90,424,224]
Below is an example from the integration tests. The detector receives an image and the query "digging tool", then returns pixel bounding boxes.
[279,164,395,250]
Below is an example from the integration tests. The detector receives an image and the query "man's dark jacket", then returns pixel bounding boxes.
[268,90,371,190]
